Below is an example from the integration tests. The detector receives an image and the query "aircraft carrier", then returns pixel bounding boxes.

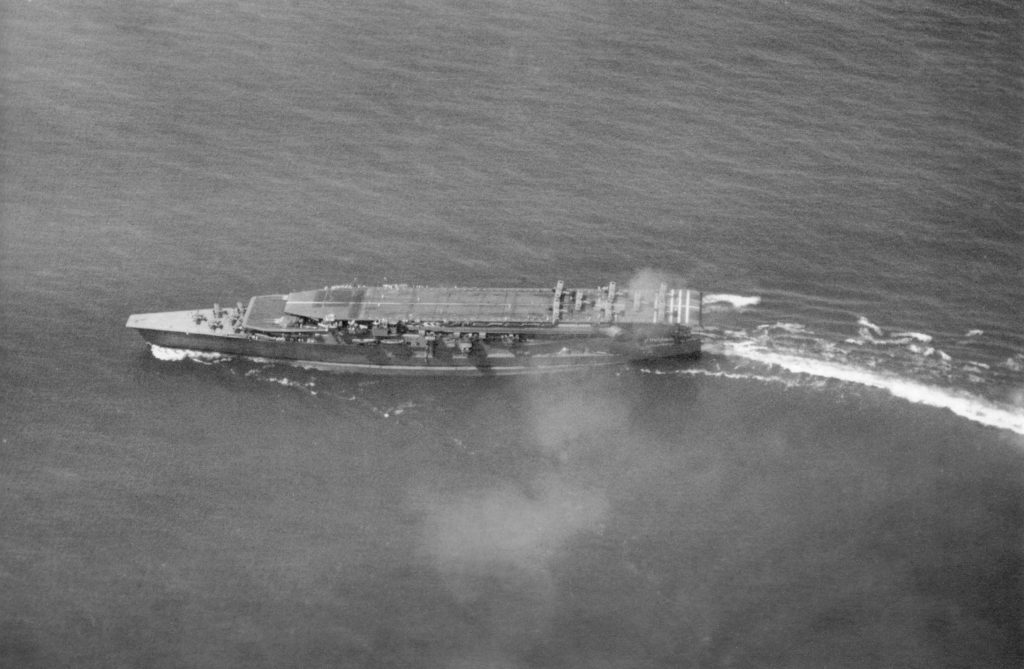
[126,281,702,374]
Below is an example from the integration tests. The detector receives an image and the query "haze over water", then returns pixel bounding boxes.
[2,1,1022,667]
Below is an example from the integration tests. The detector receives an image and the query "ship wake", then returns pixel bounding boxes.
[689,321,1024,437]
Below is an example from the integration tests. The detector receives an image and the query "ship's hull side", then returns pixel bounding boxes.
[132,326,700,375]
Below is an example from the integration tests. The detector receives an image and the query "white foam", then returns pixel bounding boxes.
[149,345,226,363]
[264,376,317,394]
[855,330,909,346]
[702,293,762,308]
[241,369,318,394]
[644,365,815,389]
[1003,356,1024,372]
[853,319,935,347]
[378,401,417,418]
[853,327,934,347]
[720,341,1024,436]
[756,322,809,334]
[893,331,933,343]
[857,316,883,336]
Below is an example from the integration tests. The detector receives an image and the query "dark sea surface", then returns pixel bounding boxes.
[2,1,1022,666]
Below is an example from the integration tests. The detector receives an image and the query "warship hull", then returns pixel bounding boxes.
[127,282,702,375]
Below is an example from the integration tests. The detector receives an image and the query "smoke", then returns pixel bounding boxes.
[529,388,631,463]
[419,474,607,590]
[403,349,1024,667]
[416,473,607,663]
[412,378,624,664]
[626,267,690,293]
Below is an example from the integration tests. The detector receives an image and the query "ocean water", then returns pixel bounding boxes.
[1,1,1022,667]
